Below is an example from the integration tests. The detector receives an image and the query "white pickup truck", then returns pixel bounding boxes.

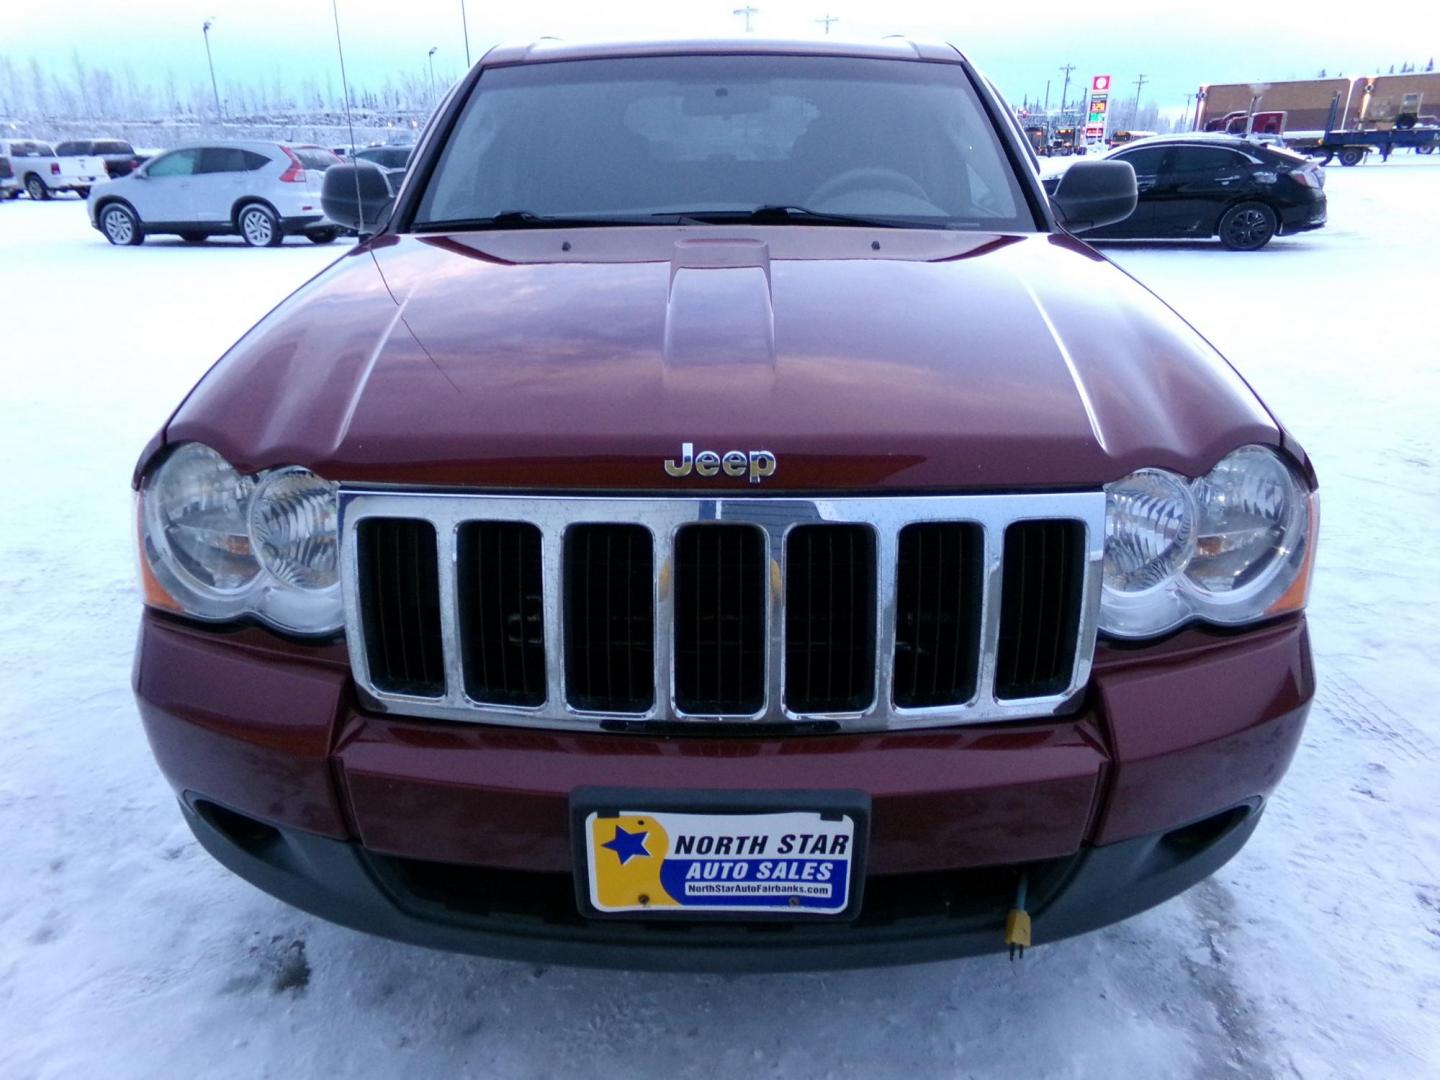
[0,139,106,200]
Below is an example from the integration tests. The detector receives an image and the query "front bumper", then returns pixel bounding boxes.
[134,612,1312,969]
[181,792,1264,972]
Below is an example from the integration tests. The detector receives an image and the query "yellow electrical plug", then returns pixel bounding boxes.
[1006,873,1032,960]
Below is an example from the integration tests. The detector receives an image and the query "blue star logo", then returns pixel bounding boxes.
[602,824,651,865]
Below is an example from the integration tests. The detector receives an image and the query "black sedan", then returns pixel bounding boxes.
[1047,135,1327,250]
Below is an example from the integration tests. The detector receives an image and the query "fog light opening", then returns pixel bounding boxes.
[195,800,283,852]
[1161,805,1252,854]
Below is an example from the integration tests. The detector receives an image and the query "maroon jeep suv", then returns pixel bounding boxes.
[132,39,1317,971]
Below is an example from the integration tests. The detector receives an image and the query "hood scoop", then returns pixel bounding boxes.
[664,238,775,370]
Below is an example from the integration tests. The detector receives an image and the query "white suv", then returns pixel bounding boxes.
[87,141,342,246]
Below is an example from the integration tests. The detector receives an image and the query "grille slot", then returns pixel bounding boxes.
[995,520,1086,700]
[564,524,654,713]
[457,522,546,707]
[784,525,876,713]
[893,523,984,708]
[674,525,767,715]
[356,518,445,697]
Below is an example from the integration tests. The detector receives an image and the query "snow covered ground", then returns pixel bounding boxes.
[1,161,1437,1079]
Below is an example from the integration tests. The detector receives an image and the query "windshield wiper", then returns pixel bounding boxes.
[414,206,940,233]
[667,205,928,229]
[413,211,660,232]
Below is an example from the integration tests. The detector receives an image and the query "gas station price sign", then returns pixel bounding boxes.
[1086,75,1111,140]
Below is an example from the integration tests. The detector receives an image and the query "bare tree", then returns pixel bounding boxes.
[0,56,19,117]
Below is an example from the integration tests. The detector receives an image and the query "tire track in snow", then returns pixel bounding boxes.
[1313,667,1438,763]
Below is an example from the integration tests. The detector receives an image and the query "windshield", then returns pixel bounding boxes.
[414,55,1032,231]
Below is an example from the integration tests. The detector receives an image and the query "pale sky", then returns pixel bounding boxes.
[6,0,1438,119]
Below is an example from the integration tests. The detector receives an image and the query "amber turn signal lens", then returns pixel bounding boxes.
[136,494,182,613]
[1266,492,1319,618]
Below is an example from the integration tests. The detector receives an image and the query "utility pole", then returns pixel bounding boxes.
[1043,79,1050,113]
[1133,73,1149,122]
[816,13,838,34]
[202,18,223,120]
[1058,63,1075,114]
[733,6,759,32]
[428,46,438,104]
[460,0,471,67]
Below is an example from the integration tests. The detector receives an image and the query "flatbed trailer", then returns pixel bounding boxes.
[1288,125,1439,165]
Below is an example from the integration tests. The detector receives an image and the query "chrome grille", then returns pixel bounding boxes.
[341,491,1106,733]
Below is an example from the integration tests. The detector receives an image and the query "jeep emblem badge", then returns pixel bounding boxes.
[664,442,777,484]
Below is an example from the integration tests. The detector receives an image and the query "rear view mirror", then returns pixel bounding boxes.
[681,85,771,116]
[1050,160,1137,233]
[322,162,394,235]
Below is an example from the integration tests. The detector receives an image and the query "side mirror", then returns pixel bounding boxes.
[1050,160,1137,233]
[322,162,394,235]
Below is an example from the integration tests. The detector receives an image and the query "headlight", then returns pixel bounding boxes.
[1100,445,1316,639]
[249,467,340,589]
[139,443,342,635]
[1102,468,1195,593]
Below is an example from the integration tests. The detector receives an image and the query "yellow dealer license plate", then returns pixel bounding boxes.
[579,803,864,918]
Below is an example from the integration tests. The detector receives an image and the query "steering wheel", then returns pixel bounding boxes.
[807,167,930,207]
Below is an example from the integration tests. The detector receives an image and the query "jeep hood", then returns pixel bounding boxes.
[163,227,1279,490]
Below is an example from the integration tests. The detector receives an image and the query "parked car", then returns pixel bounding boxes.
[132,38,1316,972]
[349,143,413,188]
[1107,129,1157,148]
[1,139,105,200]
[352,144,413,169]
[55,137,146,178]
[87,141,342,246]
[0,149,17,200]
[1055,134,1327,250]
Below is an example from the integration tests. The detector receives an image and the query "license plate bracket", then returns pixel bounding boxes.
[572,788,869,921]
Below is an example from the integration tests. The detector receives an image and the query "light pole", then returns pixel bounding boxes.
[733,6,759,32]
[202,18,223,119]
[428,46,438,104]
[460,0,471,67]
